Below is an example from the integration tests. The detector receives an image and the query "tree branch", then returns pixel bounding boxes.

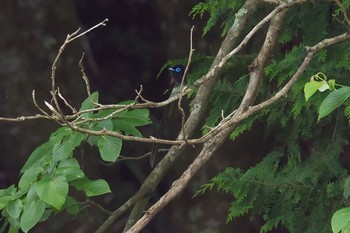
[125,8,350,233]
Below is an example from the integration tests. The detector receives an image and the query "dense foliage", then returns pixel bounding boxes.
[0,92,151,232]
[192,1,350,232]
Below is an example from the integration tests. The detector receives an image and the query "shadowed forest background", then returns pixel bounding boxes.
[0,1,265,232]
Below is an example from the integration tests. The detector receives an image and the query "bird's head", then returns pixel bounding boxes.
[168,65,185,85]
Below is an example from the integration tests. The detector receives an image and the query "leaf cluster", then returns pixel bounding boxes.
[0,92,151,232]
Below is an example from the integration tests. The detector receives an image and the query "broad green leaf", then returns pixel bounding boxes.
[68,131,87,148]
[80,91,99,118]
[117,109,151,126]
[98,136,122,162]
[331,207,350,233]
[20,199,45,233]
[62,196,80,215]
[93,120,113,131]
[71,178,111,197]
[26,185,38,203]
[112,119,142,136]
[81,179,111,197]
[21,141,54,173]
[0,185,16,196]
[52,142,73,163]
[318,87,350,120]
[19,166,44,188]
[87,135,99,146]
[39,209,52,222]
[0,186,17,209]
[52,132,86,162]
[58,158,80,168]
[304,80,323,102]
[6,199,22,219]
[35,176,68,210]
[56,166,85,181]
[49,127,72,144]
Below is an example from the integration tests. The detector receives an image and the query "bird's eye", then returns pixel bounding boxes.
[175,68,181,72]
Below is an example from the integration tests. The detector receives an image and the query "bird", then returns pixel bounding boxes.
[150,64,186,167]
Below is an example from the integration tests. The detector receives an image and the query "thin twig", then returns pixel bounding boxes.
[118,149,170,162]
[32,90,51,118]
[177,26,195,142]
[67,19,108,42]
[57,87,77,114]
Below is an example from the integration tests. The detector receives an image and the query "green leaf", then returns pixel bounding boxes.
[112,119,142,136]
[93,120,114,131]
[52,142,73,163]
[56,159,85,181]
[20,199,45,233]
[87,135,99,146]
[21,141,54,173]
[80,91,99,118]
[52,132,86,162]
[304,80,323,102]
[19,166,44,188]
[0,186,17,209]
[117,109,151,126]
[71,178,111,197]
[98,136,122,162]
[331,207,350,233]
[62,196,80,215]
[6,199,22,219]
[318,87,350,120]
[35,176,68,210]
[49,127,72,144]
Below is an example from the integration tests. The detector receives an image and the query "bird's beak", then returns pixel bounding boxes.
[168,67,175,72]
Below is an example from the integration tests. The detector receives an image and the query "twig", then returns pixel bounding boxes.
[67,19,108,43]
[57,87,77,114]
[177,26,195,142]
[49,19,108,124]
[86,199,112,215]
[32,90,51,118]
[118,149,169,162]
[79,53,102,107]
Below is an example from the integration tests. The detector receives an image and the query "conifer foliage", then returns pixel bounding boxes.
[192,1,350,232]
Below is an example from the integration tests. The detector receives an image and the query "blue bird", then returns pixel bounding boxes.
[150,64,186,166]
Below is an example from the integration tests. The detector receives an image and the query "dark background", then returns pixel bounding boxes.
[0,1,267,232]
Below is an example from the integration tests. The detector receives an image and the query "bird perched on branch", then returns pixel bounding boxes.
[150,64,186,166]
